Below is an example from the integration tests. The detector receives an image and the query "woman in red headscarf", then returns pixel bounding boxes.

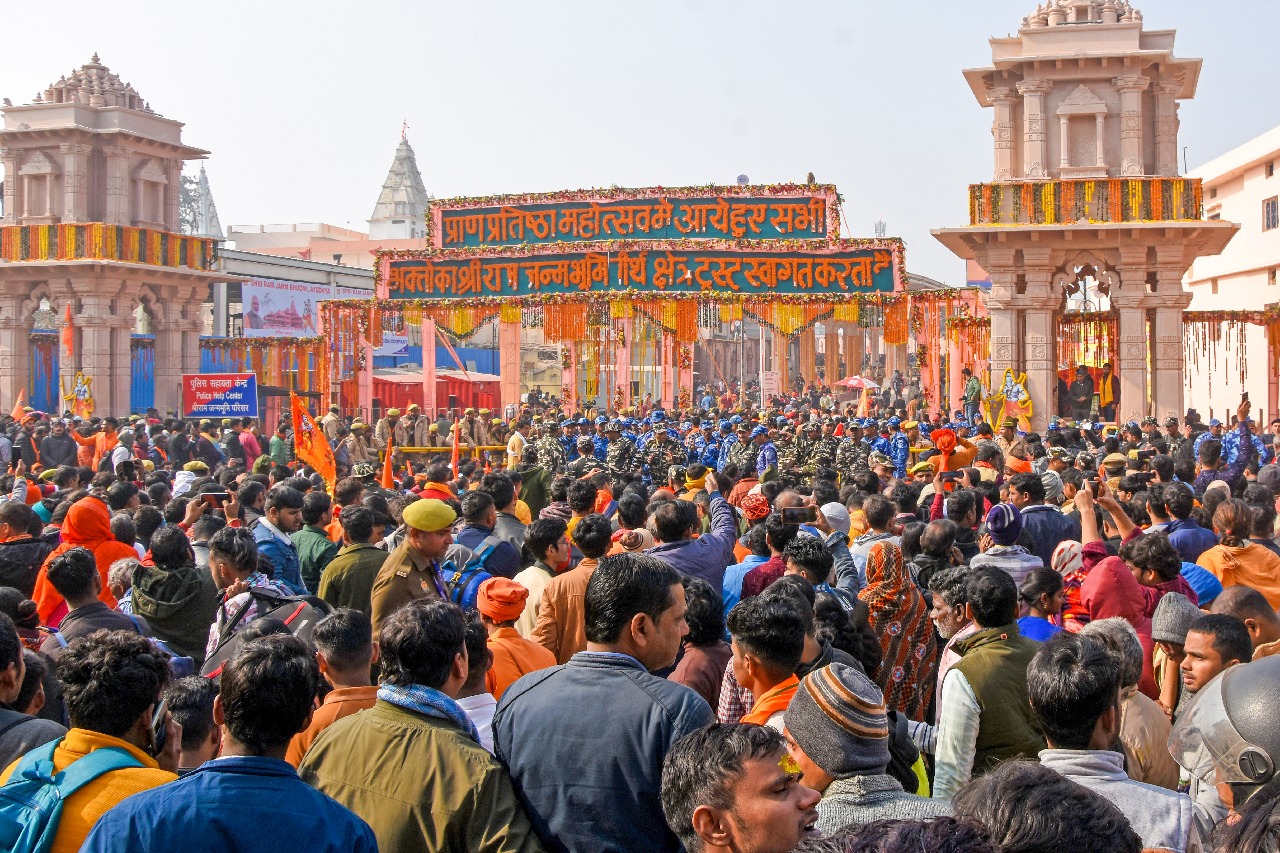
[858,540,939,722]
[31,497,138,627]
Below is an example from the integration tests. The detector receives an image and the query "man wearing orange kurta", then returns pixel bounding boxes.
[477,577,556,700]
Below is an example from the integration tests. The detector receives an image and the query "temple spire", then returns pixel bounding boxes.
[368,135,431,240]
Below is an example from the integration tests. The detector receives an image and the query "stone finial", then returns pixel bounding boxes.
[90,52,100,63]
[27,56,157,113]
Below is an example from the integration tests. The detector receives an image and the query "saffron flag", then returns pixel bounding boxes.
[380,440,395,490]
[62,303,74,361]
[289,392,337,494]
[9,389,25,421]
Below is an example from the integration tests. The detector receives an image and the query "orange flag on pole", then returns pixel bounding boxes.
[380,440,395,489]
[9,389,25,421]
[289,392,337,494]
[61,303,74,361]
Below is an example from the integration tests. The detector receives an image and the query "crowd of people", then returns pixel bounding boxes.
[0,375,1279,853]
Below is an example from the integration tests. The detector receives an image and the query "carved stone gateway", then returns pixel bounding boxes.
[933,3,1238,429]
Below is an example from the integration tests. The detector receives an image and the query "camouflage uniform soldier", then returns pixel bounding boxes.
[835,428,872,480]
[645,431,680,486]
[534,424,567,473]
[604,422,638,477]
[727,425,759,473]
[812,420,841,471]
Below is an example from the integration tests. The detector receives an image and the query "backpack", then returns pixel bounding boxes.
[0,742,142,853]
[200,587,332,678]
[439,535,501,611]
[45,615,195,679]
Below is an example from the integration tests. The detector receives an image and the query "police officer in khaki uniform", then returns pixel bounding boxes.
[369,498,457,639]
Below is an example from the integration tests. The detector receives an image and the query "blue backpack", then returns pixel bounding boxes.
[440,535,501,611]
[0,742,142,853]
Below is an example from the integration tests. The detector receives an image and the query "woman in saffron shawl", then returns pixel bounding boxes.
[31,497,138,627]
[857,540,938,721]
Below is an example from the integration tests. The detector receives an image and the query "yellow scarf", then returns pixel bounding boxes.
[1098,372,1114,408]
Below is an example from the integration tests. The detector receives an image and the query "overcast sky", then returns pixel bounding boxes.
[4,0,1278,282]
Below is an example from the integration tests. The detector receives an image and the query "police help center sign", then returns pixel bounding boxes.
[182,374,259,419]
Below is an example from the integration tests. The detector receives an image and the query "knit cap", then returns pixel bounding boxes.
[1151,592,1202,645]
[985,503,1023,546]
[820,503,851,538]
[784,662,890,778]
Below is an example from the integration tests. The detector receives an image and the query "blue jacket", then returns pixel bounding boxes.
[494,652,713,853]
[646,491,738,596]
[253,521,305,595]
[1165,518,1219,565]
[454,523,523,579]
[80,756,376,853]
[1019,505,1083,568]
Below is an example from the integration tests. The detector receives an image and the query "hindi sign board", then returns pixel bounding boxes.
[182,374,259,419]
[387,247,895,300]
[436,195,831,248]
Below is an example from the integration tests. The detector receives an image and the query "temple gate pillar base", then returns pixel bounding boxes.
[0,294,30,410]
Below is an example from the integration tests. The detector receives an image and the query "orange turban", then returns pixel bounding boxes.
[741,493,771,522]
[932,429,957,457]
[1005,456,1034,474]
[477,577,529,623]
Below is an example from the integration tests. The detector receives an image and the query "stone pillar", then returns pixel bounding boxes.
[824,324,840,382]
[0,149,16,225]
[111,309,134,415]
[1152,268,1191,421]
[986,269,1021,406]
[1114,75,1150,176]
[1113,253,1150,423]
[0,293,31,408]
[59,143,91,223]
[421,316,438,418]
[76,296,114,415]
[849,324,865,375]
[1023,304,1056,433]
[1153,82,1181,176]
[104,147,132,225]
[152,301,183,416]
[498,320,521,411]
[1095,114,1107,169]
[991,87,1018,180]
[165,159,182,232]
[1017,79,1052,179]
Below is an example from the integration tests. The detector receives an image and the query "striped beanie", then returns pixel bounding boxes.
[785,662,889,778]
[985,502,1023,546]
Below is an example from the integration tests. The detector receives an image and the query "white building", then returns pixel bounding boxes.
[1184,125,1280,422]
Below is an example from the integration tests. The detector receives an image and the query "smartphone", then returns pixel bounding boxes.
[1087,479,1100,497]
[782,506,817,525]
[201,492,229,508]
[1243,391,1250,403]
[939,471,963,481]
[150,696,168,756]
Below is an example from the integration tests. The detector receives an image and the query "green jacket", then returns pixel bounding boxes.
[317,542,389,617]
[292,525,339,594]
[298,700,545,853]
[130,560,220,665]
[269,434,294,466]
[953,623,1045,776]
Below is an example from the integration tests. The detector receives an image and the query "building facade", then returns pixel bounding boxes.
[934,1,1237,429]
[0,55,226,416]
[1184,125,1280,419]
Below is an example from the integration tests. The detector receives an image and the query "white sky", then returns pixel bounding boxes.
[3,0,1278,282]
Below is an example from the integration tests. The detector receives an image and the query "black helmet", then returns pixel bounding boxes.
[1170,655,1280,806]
